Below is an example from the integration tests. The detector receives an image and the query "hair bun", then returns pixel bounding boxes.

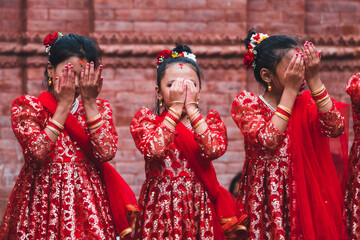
[243,30,257,50]
[173,44,192,54]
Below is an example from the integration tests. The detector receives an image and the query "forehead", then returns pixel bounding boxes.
[162,63,199,82]
[277,49,298,70]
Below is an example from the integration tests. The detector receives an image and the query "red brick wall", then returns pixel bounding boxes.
[0,0,359,220]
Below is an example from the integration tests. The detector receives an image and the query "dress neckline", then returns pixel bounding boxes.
[70,99,79,114]
[259,95,276,112]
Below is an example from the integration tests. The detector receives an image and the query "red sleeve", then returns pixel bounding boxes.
[11,95,55,163]
[130,107,176,159]
[231,91,286,150]
[194,110,228,161]
[89,99,118,162]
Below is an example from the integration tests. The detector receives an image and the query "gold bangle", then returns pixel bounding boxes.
[168,107,181,119]
[318,97,331,108]
[46,125,60,136]
[277,105,292,115]
[86,113,102,123]
[49,118,64,130]
[190,112,200,122]
[165,116,177,127]
[185,101,197,106]
[311,84,325,96]
[274,112,289,121]
[315,95,329,104]
[193,119,205,130]
[188,108,199,119]
[171,101,184,104]
[89,120,104,130]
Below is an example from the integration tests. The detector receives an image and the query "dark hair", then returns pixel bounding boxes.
[43,33,102,90]
[229,172,242,198]
[243,30,300,90]
[155,44,201,115]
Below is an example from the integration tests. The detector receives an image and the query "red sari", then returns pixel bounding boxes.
[130,107,248,239]
[231,90,348,239]
[344,72,360,239]
[0,92,138,239]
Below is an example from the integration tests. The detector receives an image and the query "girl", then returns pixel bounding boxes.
[231,31,348,239]
[130,45,248,239]
[344,72,360,239]
[0,32,138,239]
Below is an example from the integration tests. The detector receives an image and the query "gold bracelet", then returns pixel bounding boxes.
[168,107,181,119]
[311,84,325,96]
[49,118,64,130]
[171,101,184,104]
[165,116,177,127]
[190,112,200,122]
[86,113,102,123]
[89,120,104,130]
[274,112,289,121]
[277,105,292,115]
[188,108,199,119]
[185,101,197,106]
[46,125,60,136]
[315,95,329,104]
[318,97,331,108]
[193,119,205,130]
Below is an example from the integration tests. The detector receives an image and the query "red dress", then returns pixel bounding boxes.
[0,95,117,239]
[344,72,360,239]
[130,107,227,239]
[231,90,347,239]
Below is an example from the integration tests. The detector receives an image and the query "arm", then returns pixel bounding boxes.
[194,110,227,161]
[318,102,345,138]
[11,96,56,162]
[130,107,176,159]
[231,91,286,150]
[88,100,118,162]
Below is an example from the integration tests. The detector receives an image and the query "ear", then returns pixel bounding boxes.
[47,61,54,78]
[260,68,273,85]
[155,85,162,102]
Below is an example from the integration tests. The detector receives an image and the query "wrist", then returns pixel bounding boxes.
[306,77,322,91]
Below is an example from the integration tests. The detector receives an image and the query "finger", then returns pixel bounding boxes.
[89,61,95,83]
[62,65,68,86]
[84,62,90,83]
[288,53,299,72]
[69,64,75,87]
[54,77,60,93]
[95,65,103,86]
[98,76,103,92]
[80,69,85,87]
[318,50,322,60]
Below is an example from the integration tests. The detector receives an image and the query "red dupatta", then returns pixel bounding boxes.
[288,91,348,239]
[38,91,139,238]
[157,111,249,239]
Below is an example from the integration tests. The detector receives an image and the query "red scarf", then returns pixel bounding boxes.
[289,91,348,239]
[157,111,249,239]
[38,91,139,238]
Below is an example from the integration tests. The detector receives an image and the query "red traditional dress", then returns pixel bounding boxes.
[0,92,138,239]
[130,107,248,240]
[344,72,360,239]
[231,90,348,239]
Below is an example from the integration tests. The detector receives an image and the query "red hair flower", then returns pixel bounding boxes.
[44,32,63,53]
[157,50,172,65]
[243,50,255,69]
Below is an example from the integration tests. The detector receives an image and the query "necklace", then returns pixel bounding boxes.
[259,95,276,112]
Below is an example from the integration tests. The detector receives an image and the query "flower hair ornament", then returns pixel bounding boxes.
[156,49,196,66]
[44,32,63,54]
[243,32,269,69]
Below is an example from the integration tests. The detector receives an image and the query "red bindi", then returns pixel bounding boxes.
[79,59,85,67]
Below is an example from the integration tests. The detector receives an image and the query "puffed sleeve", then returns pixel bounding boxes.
[194,110,227,161]
[11,95,56,163]
[89,99,118,162]
[130,107,176,159]
[317,101,345,138]
[231,91,286,150]
[345,73,360,105]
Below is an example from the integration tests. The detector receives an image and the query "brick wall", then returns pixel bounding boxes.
[0,0,359,220]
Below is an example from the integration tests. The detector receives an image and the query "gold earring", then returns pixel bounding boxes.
[196,100,199,106]
[159,101,163,108]
[267,83,272,92]
[48,77,53,86]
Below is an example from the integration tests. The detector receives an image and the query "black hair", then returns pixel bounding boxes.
[243,30,300,90]
[43,33,102,90]
[229,172,242,198]
[155,44,201,115]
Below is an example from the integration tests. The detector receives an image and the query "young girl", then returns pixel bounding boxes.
[344,72,360,239]
[0,32,138,239]
[130,45,248,239]
[231,31,348,239]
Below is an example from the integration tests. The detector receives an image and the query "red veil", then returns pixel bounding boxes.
[38,91,139,238]
[288,91,348,239]
[157,111,249,239]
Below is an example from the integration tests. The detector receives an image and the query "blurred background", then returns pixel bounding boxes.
[0,0,359,220]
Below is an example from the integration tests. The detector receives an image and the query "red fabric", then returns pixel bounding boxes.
[157,111,248,239]
[288,91,348,239]
[38,91,139,237]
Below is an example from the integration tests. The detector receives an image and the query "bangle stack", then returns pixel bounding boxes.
[86,113,104,130]
[188,108,204,130]
[311,84,331,108]
[46,118,64,137]
[274,105,292,122]
[165,109,180,128]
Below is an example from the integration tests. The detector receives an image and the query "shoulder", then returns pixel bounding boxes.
[206,109,221,120]
[132,107,157,122]
[232,90,261,110]
[11,95,44,112]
